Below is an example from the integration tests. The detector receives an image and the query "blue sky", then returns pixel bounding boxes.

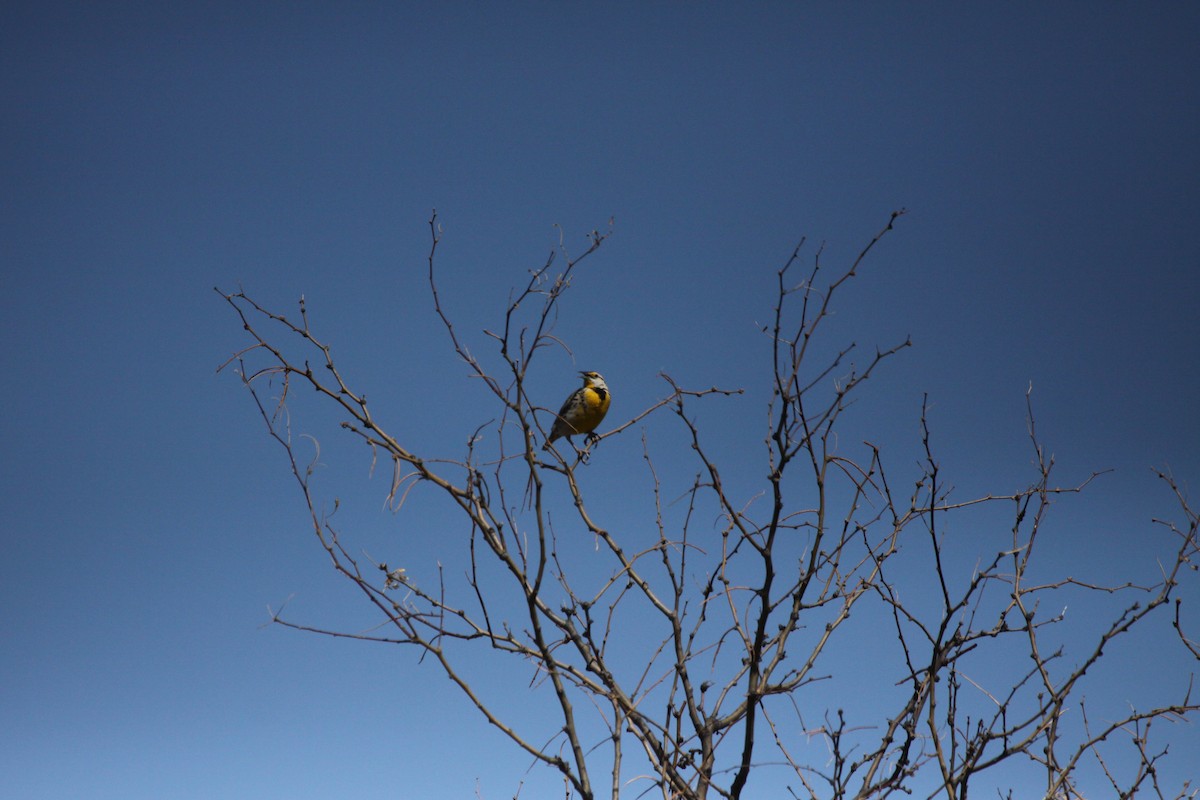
[3,3,1198,798]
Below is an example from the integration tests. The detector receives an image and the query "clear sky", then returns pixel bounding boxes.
[2,3,1198,798]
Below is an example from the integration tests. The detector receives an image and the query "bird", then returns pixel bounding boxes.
[543,371,611,451]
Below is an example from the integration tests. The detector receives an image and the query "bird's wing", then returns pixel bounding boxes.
[555,389,580,418]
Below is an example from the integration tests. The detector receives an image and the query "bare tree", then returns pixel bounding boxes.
[217,212,1198,799]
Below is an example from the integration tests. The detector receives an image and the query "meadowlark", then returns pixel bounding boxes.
[543,371,611,450]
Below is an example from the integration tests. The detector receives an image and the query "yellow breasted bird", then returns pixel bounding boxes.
[543,371,611,450]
